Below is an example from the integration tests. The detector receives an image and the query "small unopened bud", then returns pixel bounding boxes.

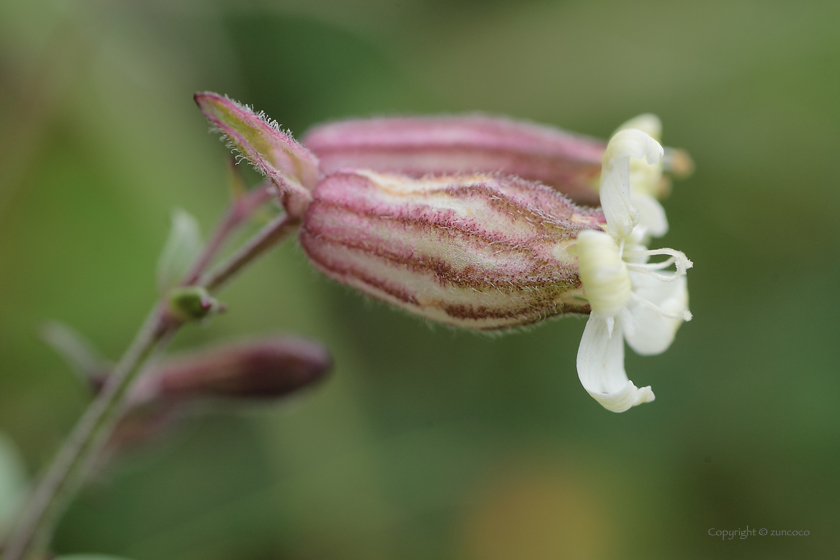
[303,115,606,206]
[100,337,331,463]
[300,169,605,330]
[167,286,224,322]
[133,336,332,402]
[195,92,320,217]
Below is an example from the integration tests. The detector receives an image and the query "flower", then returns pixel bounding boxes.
[302,113,694,206]
[194,92,695,411]
[575,129,693,412]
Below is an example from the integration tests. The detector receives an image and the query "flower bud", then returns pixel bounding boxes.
[302,115,606,205]
[99,337,331,463]
[133,336,332,402]
[300,169,606,330]
[167,286,224,322]
[195,92,320,217]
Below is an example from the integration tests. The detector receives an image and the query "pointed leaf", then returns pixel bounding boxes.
[40,321,107,385]
[156,208,203,293]
[195,92,319,216]
[0,433,28,536]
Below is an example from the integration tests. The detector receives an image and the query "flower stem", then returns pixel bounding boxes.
[2,307,178,560]
[1,200,300,560]
[182,181,274,286]
[201,213,299,292]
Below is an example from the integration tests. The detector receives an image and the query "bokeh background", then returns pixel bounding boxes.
[2,0,839,558]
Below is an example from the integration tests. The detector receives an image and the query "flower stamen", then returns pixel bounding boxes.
[624,247,693,274]
[629,291,693,321]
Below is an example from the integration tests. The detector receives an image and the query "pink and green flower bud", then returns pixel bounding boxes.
[300,169,606,330]
[194,92,320,217]
[302,115,693,206]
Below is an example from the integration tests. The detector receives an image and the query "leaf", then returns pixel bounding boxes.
[0,433,28,536]
[40,321,107,385]
[156,208,203,293]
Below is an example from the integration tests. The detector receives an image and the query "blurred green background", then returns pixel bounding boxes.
[1,0,839,558]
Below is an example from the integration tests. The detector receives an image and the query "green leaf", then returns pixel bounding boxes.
[0,433,28,536]
[156,208,203,293]
[40,321,107,384]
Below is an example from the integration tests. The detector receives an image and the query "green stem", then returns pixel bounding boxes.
[182,181,274,286]
[2,307,178,560]
[201,213,298,292]
[1,205,300,560]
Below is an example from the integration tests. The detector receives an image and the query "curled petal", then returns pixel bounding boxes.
[615,114,696,199]
[600,129,664,238]
[616,115,665,199]
[625,273,690,356]
[615,114,662,141]
[576,315,655,412]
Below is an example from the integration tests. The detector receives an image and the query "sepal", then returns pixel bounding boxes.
[195,92,319,217]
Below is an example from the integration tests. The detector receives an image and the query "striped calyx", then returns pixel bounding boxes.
[300,170,606,330]
[303,115,606,206]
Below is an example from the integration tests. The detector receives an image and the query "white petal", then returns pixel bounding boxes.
[577,315,656,413]
[600,129,664,238]
[616,116,672,198]
[600,158,637,239]
[615,114,662,141]
[576,230,632,318]
[625,272,690,356]
[631,193,668,238]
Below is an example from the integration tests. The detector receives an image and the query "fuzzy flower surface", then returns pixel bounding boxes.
[300,169,605,330]
[303,113,693,207]
[193,92,695,413]
[575,128,693,412]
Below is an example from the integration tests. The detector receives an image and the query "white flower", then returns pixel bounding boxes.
[576,128,693,412]
[613,114,695,205]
